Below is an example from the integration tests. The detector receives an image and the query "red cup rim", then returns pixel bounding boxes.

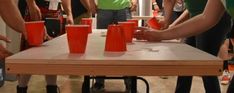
[25,21,45,24]
[65,25,90,27]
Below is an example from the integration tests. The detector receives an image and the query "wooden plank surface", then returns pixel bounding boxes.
[6,29,223,76]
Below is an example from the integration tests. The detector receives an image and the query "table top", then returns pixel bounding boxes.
[5,29,222,76]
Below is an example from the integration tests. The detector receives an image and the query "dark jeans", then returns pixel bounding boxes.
[96,8,129,29]
[175,12,232,93]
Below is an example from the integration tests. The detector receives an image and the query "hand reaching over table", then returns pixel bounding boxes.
[134,27,163,42]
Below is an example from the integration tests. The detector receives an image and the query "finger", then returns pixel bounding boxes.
[0,52,12,60]
[67,19,74,25]
[0,44,9,54]
[22,30,28,40]
[134,31,146,40]
[0,53,6,59]
[35,13,41,21]
[0,35,11,43]
[38,12,42,20]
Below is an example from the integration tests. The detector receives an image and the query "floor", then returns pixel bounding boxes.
[0,75,230,93]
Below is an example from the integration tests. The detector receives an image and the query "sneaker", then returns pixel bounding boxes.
[91,82,105,92]
[221,70,231,85]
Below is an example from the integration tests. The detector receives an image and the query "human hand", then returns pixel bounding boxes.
[44,28,53,41]
[90,1,97,14]
[66,15,74,25]
[130,3,137,12]
[0,35,12,59]
[158,18,170,30]
[134,27,162,42]
[28,3,42,21]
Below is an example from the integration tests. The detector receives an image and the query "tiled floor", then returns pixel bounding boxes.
[0,75,230,93]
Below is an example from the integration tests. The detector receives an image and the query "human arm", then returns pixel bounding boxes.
[169,9,189,27]
[26,0,42,21]
[61,0,73,24]
[0,0,27,38]
[160,0,176,29]
[218,39,232,60]
[162,0,224,39]
[135,0,225,41]
[90,0,97,14]
[130,0,138,12]
[80,0,91,13]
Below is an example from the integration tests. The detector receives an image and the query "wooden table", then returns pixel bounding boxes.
[6,29,223,93]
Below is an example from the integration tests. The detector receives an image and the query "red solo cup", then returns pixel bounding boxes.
[81,18,92,33]
[25,21,45,46]
[66,25,89,53]
[127,19,138,28]
[105,24,126,52]
[147,17,161,30]
[118,22,135,43]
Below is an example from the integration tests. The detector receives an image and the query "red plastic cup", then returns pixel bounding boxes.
[118,22,135,43]
[127,19,138,28]
[147,17,161,30]
[25,21,45,46]
[66,25,89,53]
[105,24,126,52]
[81,18,92,33]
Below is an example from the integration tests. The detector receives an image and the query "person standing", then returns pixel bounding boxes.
[0,0,27,87]
[17,0,73,93]
[135,0,232,93]
[218,23,234,85]
[89,0,134,91]
[72,0,91,24]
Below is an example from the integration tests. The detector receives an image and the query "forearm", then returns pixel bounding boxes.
[90,0,96,8]
[131,0,138,6]
[162,0,225,40]
[61,0,72,17]
[170,9,189,26]
[0,0,25,34]
[80,0,91,11]
[163,0,176,24]
[218,40,230,60]
[26,0,37,7]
